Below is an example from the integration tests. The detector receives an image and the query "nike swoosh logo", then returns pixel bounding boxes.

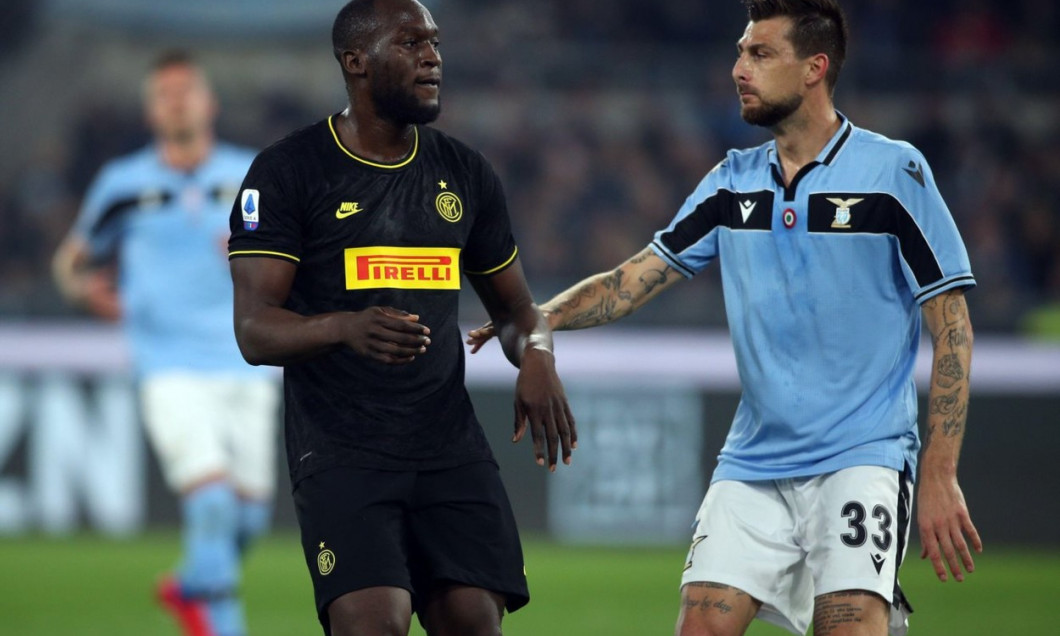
[336,203,363,219]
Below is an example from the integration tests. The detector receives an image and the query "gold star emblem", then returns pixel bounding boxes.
[438,180,447,189]
[319,541,325,549]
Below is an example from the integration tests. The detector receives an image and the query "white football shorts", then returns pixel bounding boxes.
[681,465,913,635]
[140,372,280,499]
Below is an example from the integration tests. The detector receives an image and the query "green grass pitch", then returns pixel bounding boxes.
[0,533,1056,635]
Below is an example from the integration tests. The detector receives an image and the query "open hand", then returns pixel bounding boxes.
[917,472,982,582]
[81,269,122,322]
[512,348,577,471]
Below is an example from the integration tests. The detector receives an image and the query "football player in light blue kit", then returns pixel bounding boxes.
[53,51,279,636]
[469,1,981,635]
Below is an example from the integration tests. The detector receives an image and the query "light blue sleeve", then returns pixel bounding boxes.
[72,163,127,262]
[891,147,976,302]
[650,156,731,277]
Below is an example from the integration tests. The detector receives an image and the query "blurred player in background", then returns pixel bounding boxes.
[227,0,575,634]
[470,1,980,635]
[52,51,279,636]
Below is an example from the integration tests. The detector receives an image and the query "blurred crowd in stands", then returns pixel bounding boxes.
[1,0,1058,334]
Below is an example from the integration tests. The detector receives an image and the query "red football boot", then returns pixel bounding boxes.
[156,576,215,636]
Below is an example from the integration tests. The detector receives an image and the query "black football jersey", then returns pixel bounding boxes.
[229,116,517,482]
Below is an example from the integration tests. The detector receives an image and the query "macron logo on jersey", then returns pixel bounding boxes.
[739,199,757,223]
[241,189,260,230]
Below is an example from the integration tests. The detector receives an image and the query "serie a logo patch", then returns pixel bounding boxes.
[344,246,461,290]
[240,189,260,230]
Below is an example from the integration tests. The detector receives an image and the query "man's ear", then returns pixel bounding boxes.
[806,52,829,88]
[341,49,368,77]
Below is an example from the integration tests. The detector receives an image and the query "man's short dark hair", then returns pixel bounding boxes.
[150,49,198,73]
[332,0,382,61]
[742,0,848,91]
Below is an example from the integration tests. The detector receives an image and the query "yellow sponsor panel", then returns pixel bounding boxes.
[344,246,461,290]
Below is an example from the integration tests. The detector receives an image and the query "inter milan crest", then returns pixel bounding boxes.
[435,179,463,223]
[826,197,863,229]
[317,541,336,576]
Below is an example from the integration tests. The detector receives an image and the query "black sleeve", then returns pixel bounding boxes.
[228,148,304,264]
[462,154,518,276]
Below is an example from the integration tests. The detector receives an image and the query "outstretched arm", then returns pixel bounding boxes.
[51,235,122,321]
[230,256,431,366]
[467,246,684,351]
[917,288,982,582]
[468,258,576,471]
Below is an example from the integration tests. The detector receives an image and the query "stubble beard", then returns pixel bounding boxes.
[741,92,803,128]
[370,73,440,126]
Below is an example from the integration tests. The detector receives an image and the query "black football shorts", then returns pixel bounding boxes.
[292,460,529,632]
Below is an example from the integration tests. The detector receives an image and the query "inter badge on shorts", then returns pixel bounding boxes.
[317,541,336,576]
[241,189,260,231]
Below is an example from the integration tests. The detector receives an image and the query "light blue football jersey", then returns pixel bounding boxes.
[651,114,975,481]
[73,143,265,378]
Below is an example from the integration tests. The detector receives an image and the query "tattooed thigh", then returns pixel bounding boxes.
[812,590,888,636]
[679,581,760,631]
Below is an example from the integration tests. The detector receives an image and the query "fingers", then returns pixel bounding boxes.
[512,405,528,444]
[554,402,574,468]
[919,516,981,583]
[350,307,432,364]
[366,333,430,364]
[956,515,982,575]
[919,527,949,582]
[465,322,495,354]
[564,402,578,452]
[940,532,964,582]
[516,401,575,472]
[965,516,984,554]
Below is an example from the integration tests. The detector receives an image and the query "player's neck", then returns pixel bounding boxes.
[771,101,840,185]
[335,107,416,164]
[158,133,214,172]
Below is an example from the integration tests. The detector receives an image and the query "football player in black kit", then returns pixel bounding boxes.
[227,1,576,634]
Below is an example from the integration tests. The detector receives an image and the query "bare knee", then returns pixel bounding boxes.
[420,584,505,636]
[675,582,759,636]
[328,586,412,636]
[812,590,888,636]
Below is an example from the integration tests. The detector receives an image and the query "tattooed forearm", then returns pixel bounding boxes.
[552,270,628,329]
[544,250,681,331]
[941,404,967,437]
[920,289,974,467]
[640,267,673,297]
[947,325,969,349]
[936,353,964,388]
[929,387,961,416]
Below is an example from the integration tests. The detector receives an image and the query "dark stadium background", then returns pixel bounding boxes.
[0,0,1057,554]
